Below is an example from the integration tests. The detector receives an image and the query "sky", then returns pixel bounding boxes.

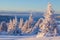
[0,0,60,12]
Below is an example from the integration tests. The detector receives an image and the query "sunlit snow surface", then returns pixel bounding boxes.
[0,36,60,40]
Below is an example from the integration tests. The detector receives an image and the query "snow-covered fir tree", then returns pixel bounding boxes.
[19,18,24,29]
[36,2,57,37]
[21,13,33,34]
[8,19,13,32]
[8,16,19,35]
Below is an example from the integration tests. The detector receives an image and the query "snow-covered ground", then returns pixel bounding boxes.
[0,36,60,40]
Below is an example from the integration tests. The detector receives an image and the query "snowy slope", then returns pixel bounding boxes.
[0,36,60,40]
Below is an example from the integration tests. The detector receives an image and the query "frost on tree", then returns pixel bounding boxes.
[31,18,43,34]
[8,16,19,35]
[8,19,13,32]
[21,13,33,34]
[36,2,57,38]
[19,18,24,29]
